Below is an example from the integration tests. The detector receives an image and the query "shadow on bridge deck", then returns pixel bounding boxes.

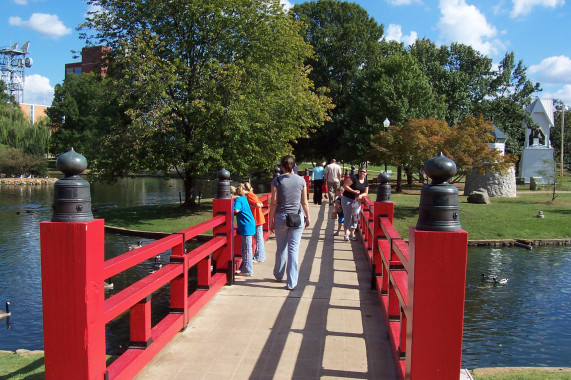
[135,202,399,379]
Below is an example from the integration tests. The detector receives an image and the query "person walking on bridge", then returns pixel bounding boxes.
[324,158,342,205]
[311,161,325,205]
[269,155,310,290]
[341,166,369,241]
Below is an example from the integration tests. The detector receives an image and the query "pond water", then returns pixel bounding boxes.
[0,178,569,368]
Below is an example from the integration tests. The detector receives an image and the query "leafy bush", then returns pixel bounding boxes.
[0,145,47,177]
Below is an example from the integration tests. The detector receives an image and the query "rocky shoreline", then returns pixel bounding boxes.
[0,177,57,186]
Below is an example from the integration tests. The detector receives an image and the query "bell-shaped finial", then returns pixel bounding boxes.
[216,168,231,199]
[416,153,461,231]
[51,148,93,222]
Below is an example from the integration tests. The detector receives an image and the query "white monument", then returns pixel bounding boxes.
[519,98,555,184]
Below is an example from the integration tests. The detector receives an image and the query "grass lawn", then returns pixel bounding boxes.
[0,351,44,379]
[97,191,570,241]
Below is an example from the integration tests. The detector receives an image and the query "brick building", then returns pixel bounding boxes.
[64,46,109,76]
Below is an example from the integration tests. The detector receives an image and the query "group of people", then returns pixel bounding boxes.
[232,155,368,291]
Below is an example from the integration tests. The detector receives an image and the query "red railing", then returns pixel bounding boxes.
[40,193,270,380]
[357,196,468,380]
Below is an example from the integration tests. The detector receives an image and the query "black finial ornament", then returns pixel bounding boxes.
[416,153,461,231]
[274,166,281,178]
[51,148,94,222]
[216,168,231,199]
[304,168,309,176]
[376,171,391,202]
[350,165,356,176]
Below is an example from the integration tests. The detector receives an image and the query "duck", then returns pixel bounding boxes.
[0,301,11,321]
[104,279,114,290]
[481,273,490,280]
[128,241,143,250]
[492,276,508,285]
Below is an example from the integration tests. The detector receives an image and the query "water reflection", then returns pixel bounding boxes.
[463,245,571,368]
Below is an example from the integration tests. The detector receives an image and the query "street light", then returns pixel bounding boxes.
[383,118,390,171]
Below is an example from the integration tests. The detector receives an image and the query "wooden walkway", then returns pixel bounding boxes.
[135,202,398,379]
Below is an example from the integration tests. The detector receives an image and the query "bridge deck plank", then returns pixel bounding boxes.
[134,202,399,380]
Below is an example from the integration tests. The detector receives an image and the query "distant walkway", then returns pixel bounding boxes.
[135,202,398,379]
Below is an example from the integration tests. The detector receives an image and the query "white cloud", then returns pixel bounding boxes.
[280,0,293,10]
[8,13,72,39]
[24,74,54,106]
[386,0,422,4]
[541,84,571,105]
[438,0,504,56]
[13,0,28,4]
[510,0,565,18]
[385,24,418,46]
[529,56,571,85]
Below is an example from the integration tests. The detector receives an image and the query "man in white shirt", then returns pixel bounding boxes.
[324,158,342,205]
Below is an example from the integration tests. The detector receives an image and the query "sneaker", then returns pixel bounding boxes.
[236,272,252,277]
[333,231,339,236]
[350,234,358,241]
[344,235,349,241]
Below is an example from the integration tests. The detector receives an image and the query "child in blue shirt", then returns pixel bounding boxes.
[231,186,256,276]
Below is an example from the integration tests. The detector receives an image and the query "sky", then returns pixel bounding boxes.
[2,0,571,106]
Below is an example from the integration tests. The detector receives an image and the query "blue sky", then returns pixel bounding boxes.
[3,0,571,106]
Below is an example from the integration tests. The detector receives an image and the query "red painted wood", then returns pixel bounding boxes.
[169,240,188,325]
[187,236,225,268]
[40,220,106,380]
[187,273,227,319]
[105,265,181,323]
[406,227,468,380]
[104,234,183,279]
[390,270,408,309]
[130,297,152,345]
[106,313,183,380]
[197,254,211,288]
[177,214,225,239]
[212,198,234,274]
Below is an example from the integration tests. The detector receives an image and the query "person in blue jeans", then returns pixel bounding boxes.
[231,186,256,276]
[269,155,310,290]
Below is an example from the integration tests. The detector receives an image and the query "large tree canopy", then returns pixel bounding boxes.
[79,0,332,206]
[291,0,383,162]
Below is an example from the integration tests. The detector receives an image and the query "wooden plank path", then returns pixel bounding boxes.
[135,202,399,379]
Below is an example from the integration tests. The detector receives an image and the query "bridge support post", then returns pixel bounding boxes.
[406,228,468,379]
[40,148,106,380]
[406,153,468,379]
[213,168,234,284]
[40,219,106,380]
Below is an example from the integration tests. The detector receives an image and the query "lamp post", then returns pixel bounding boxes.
[383,118,390,172]
[561,105,566,178]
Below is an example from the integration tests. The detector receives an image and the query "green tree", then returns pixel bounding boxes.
[80,0,332,206]
[0,80,50,158]
[477,52,542,155]
[47,72,107,157]
[291,0,383,161]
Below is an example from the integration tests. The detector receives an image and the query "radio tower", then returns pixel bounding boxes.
[1,41,33,103]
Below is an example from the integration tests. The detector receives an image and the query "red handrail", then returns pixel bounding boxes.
[40,192,272,380]
[355,196,468,380]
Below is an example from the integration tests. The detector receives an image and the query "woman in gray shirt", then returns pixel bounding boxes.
[268,155,310,290]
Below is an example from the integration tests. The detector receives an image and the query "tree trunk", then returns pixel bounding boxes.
[405,167,413,185]
[396,165,402,193]
[183,171,198,208]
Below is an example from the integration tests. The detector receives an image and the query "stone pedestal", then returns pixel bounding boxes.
[464,165,516,198]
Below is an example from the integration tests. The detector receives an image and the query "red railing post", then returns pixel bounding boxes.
[303,172,310,197]
[130,295,153,347]
[40,219,106,380]
[372,201,394,281]
[169,240,188,325]
[406,227,468,379]
[212,169,234,283]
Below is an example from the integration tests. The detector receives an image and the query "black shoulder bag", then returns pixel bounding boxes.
[276,176,302,228]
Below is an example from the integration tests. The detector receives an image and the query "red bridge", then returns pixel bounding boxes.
[40,167,468,380]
